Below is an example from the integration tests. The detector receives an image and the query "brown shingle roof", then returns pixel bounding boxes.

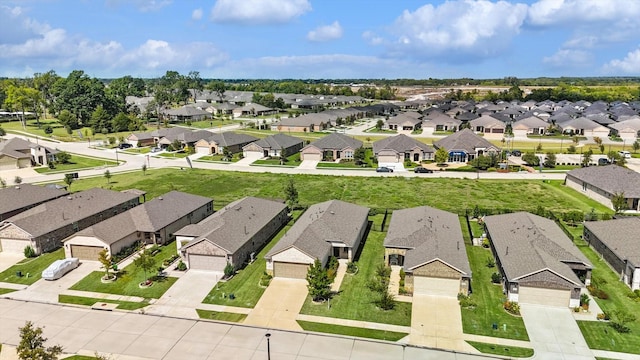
[0,184,68,219]
[566,165,640,198]
[304,133,362,151]
[434,128,499,153]
[373,134,434,155]
[584,218,640,267]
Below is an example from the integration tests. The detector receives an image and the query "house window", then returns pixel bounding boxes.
[404,153,410,160]
[207,202,213,212]
[582,182,586,191]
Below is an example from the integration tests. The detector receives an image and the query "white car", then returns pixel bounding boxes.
[42,258,79,280]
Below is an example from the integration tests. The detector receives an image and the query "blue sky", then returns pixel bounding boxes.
[1,0,640,79]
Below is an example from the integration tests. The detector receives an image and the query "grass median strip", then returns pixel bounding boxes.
[58,294,149,310]
[0,249,64,285]
[466,341,534,358]
[35,154,118,174]
[196,309,247,323]
[0,288,17,295]
[297,320,408,342]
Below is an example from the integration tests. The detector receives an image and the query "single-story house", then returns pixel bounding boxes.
[0,184,68,221]
[0,188,143,255]
[434,128,501,163]
[558,117,610,138]
[512,116,549,137]
[566,166,640,211]
[157,130,213,149]
[62,191,213,261]
[422,113,462,133]
[584,218,640,290]
[265,200,369,279]
[232,103,275,118]
[242,133,304,158]
[384,206,471,297]
[300,133,363,161]
[270,113,330,133]
[163,106,211,122]
[484,212,592,307]
[384,113,423,131]
[469,115,507,138]
[194,132,259,155]
[127,127,190,148]
[609,117,640,141]
[177,197,288,271]
[0,137,58,169]
[373,134,434,164]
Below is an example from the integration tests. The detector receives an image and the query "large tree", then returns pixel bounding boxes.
[51,70,109,126]
[33,70,60,120]
[206,80,226,103]
[4,85,41,129]
[106,75,146,113]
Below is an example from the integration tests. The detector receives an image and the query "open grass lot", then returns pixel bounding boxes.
[35,154,118,174]
[202,214,300,307]
[196,309,247,322]
[0,249,64,285]
[195,154,240,162]
[253,152,301,167]
[58,294,149,310]
[185,119,243,129]
[2,119,132,143]
[122,147,151,154]
[576,244,640,354]
[297,320,408,342]
[466,341,534,358]
[70,243,178,299]
[299,218,413,327]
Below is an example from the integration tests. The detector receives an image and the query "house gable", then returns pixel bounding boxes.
[410,259,462,279]
[0,224,32,240]
[183,239,228,256]
[272,247,315,264]
[516,269,577,290]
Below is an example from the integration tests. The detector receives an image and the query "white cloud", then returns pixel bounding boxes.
[527,0,640,26]
[211,0,311,24]
[362,31,383,46]
[106,0,172,12]
[386,0,528,60]
[604,48,640,74]
[192,8,203,20]
[307,21,342,42]
[542,49,593,68]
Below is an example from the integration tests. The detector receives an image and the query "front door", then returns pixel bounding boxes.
[413,153,419,162]
[333,247,340,257]
[264,150,269,157]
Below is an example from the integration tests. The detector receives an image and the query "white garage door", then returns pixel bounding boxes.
[196,146,210,155]
[188,254,227,271]
[518,286,570,307]
[302,153,322,161]
[413,276,460,297]
[70,245,104,261]
[0,239,29,253]
[274,262,309,279]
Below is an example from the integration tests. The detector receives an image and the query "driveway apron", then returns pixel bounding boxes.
[145,270,223,318]
[243,278,307,331]
[410,295,475,353]
[520,304,595,360]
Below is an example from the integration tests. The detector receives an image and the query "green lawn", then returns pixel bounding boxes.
[202,215,299,307]
[185,119,243,129]
[0,249,64,285]
[2,119,132,143]
[461,244,529,341]
[316,161,373,169]
[64,356,99,360]
[70,243,178,299]
[253,152,301,167]
[58,294,149,310]
[35,154,118,174]
[122,147,151,154]
[297,320,408,342]
[576,245,640,354]
[195,154,240,162]
[466,341,534,358]
[157,151,190,159]
[0,288,17,295]
[299,224,412,327]
[196,309,247,322]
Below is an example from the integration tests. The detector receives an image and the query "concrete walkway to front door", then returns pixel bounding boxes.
[243,278,308,331]
[330,260,347,292]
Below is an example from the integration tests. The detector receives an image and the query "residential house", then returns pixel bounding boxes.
[484,212,592,307]
[469,115,507,138]
[565,166,640,211]
[557,117,610,138]
[232,104,274,118]
[157,130,213,149]
[0,188,143,254]
[126,127,190,148]
[422,112,462,134]
[163,106,211,122]
[434,128,500,163]
[300,133,363,161]
[194,132,258,155]
[384,112,423,131]
[384,206,471,297]
[511,116,549,137]
[265,200,369,279]
[242,134,303,158]
[0,137,58,169]
[373,134,434,164]
[271,113,330,133]
[609,117,640,141]
[177,197,288,271]
[0,184,69,221]
[62,191,213,260]
[584,218,640,290]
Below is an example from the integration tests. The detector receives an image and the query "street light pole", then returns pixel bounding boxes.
[265,333,271,360]
[115,148,119,163]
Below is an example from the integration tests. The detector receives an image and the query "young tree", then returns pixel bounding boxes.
[593,136,602,146]
[633,140,640,153]
[104,169,112,184]
[582,149,593,167]
[141,163,147,175]
[284,177,299,210]
[542,152,556,168]
[98,249,112,280]
[434,147,448,165]
[134,250,156,285]
[17,321,63,360]
[375,119,384,130]
[0,124,5,137]
[522,153,540,166]
[612,192,627,214]
[306,259,331,301]
[63,173,75,190]
[222,147,232,161]
[56,151,71,164]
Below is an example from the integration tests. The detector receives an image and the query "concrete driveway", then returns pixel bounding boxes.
[0,252,24,273]
[520,304,594,360]
[145,270,223,318]
[297,160,319,169]
[243,278,308,331]
[235,152,263,166]
[410,295,475,353]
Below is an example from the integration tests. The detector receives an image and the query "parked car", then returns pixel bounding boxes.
[618,151,631,159]
[151,147,162,153]
[42,258,79,280]
[414,166,433,173]
[598,158,611,166]
[376,167,393,173]
[118,143,132,149]
[511,149,522,156]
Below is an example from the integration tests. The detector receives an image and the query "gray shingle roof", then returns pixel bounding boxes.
[0,137,55,159]
[305,133,362,151]
[203,132,258,147]
[4,188,142,238]
[0,184,68,219]
[180,197,287,254]
[512,116,548,130]
[566,165,640,198]
[484,212,591,286]
[373,134,434,155]
[584,218,640,267]
[434,128,499,153]
[266,200,369,260]
[250,134,303,151]
[384,206,470,275]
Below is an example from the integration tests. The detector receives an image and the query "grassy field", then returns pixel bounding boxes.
[58,294,149,310]
[2,119,131,143]
[299,218,413,327]
[576,245,640,354]
[195,309,247,322]
[35,154,118,174]
[297,320,408,341]
[466,341,534,358]
[70,243,178,299]
[0,249,64,285]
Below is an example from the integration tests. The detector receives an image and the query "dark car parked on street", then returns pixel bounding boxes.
[376,167,393,173]
[118,143,133,149]
[414,166,433,173]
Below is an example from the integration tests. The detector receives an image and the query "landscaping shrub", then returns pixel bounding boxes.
[482,238,490,248]
[375,289,396,310]
[610,310,636,333]
[259,272,273,287]
[176,260,187,271]
[587,284,609,300]
[162,254,180,267]
[346,261,358,274]
[458,293,476,308]
[580,293,590,307]
[23,245,36,258]
[597,312,610,321]
[485,257,496,268]
[112,241,143,263]
[224,262,234,278]
[491,272,502,284]
[503,301,520,315]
